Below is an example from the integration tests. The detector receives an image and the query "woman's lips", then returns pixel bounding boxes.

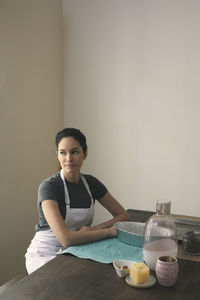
[65,164,74,168]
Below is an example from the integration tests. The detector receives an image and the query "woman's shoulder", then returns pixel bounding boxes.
[82,174,100,184]
[38,171,64,202]
[82,174,107,199]
[39,172,63,189]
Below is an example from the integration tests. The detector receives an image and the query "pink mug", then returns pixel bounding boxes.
[155,256,178,287]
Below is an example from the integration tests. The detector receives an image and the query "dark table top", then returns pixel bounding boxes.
[1,254,200,300]
[1,209,200,300]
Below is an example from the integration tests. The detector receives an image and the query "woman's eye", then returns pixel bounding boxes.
[72,150,79,155]
[60,151,65,155]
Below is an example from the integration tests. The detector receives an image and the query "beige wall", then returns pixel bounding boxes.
[0,0,62,284]
[62,0,200,225]
[1,0,200,286]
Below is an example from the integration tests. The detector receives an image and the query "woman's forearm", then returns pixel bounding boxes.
[63,226,116,248]
[90,211,130,230]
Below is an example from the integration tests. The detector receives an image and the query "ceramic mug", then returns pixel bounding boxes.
[155,256,178,287]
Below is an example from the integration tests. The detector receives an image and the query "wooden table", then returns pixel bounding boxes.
[1,253,200,300]
[1,209,200,300]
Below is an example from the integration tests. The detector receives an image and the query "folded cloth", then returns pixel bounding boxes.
[57,238,143,263]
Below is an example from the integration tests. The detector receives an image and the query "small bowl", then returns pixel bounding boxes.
[113,260,135,278]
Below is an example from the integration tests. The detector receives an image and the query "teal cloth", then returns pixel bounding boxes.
[58,238,143,263]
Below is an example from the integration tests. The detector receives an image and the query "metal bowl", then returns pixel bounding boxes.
[115,222,145,247]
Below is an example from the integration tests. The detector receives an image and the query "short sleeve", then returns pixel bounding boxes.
[38,181,59,204]
[35,173,66,231]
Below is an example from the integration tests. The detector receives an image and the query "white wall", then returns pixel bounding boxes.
[62,0,200,224]
[0,0,62,285]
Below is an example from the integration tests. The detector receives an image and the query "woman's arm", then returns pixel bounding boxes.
[89,191,130,230]
[41,200,116,248]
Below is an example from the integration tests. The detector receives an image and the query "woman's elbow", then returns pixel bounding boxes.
[59,234,71,249]
[123,211,130,221]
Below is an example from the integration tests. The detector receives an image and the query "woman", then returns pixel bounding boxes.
[25,128,130,274]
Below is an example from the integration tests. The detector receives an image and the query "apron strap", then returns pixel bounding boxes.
[80,174,94,205]
[60,170,70,205]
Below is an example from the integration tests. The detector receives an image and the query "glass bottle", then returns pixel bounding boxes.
[143,200,178,271]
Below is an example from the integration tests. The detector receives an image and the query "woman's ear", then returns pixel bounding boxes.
[83,150,88,160]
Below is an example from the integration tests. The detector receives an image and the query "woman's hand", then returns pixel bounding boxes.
[79,226,93,232]
[108,226,117,237]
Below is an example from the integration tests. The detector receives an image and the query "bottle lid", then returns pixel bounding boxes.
[156,200,171,215]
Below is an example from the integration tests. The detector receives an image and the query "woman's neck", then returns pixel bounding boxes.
[63,171,80,184]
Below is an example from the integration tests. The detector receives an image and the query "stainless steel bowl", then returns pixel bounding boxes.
[115,222,145,247]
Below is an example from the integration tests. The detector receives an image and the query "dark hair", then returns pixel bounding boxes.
[55,128,87,153]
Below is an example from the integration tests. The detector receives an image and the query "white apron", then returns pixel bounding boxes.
[25,171,94,274]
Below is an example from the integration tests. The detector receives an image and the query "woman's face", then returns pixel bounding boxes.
[57,137,87,181]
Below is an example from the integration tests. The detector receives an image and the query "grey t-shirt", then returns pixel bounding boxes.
[35,172,107,232]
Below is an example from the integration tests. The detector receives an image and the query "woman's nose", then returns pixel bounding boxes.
[66,153,72,161]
